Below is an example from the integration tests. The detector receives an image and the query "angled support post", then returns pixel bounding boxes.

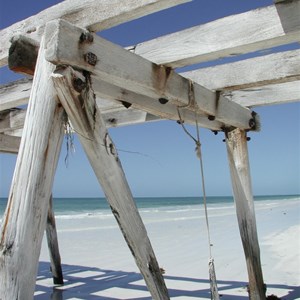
[225,129,266,300]
[46,195,64,285]
[52,66,170,300]
[0,35,65,299]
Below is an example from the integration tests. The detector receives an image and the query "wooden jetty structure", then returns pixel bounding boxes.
[0,0,299,299]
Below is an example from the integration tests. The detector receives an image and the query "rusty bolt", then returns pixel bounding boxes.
[84,52,97,66]
[72,77,86,93]
[158,98,169,104]
[249,118,256,129]
[80,32,94,44]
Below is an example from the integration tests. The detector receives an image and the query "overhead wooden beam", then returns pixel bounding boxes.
[0,109,26,133]
[45,19,257,131]
[0,133,20,154]
[52,66,170,299]
[183,49,300,91]
[0,78,32,111]
[0,36,65,299]
[223,81,300,107]
[132,0,300,68]
[225,129,266,299]
[0,0,191,67]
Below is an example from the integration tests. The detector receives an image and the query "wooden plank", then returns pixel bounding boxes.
[132,0,300,68]
[225,129,266,300]
[0,0,191,67]
[223,81,300,107]
[182,50,300,91]
[0,36,65,299]
[0,109,26,133]
[45,19,257,131]
[0,133,20,154]
[0,78,32,111]
[52,66,170,300]
[46,195,64,285]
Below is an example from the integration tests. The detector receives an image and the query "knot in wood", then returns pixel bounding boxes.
[84,52,98,66]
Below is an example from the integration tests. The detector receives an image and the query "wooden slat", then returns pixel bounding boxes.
[0,133,20,154]
[223,81,300,107]
[45,19,257,131]
[132,0,300,68]
[52,66,170,299]
[0,0,191,67]
[0,78,32,111]
[183,50,300,91]
[0,36,65,299]
[0,109,26,133]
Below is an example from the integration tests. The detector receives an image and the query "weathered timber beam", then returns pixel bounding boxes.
[45,19,257,131]
[46,195,63,285]
[0,78,32,111]
[0,109,26,133]
[93,79,223,130]
[183,49,300,91]
[223,81,300,107]
[0,0,191,67]
[8,35,39,75]
[52,66,170,300]
[132,0,300,68]
[225,129,266,300]
[0,133,20,154]
[0,36,65,299]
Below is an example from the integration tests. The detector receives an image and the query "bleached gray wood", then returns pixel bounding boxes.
[0,78,32,111]
[52,66,170,300]
[0,36,65,299]
[45,19,257,131]
[132,0,300,67]
[46,195,63,285]
[226,129,266,300]
[0,109,26,133]
[223,81,300,107]
[183,50,300,91]
[0,133,20,154]
[0,0,190,67]
[93,79,222,130]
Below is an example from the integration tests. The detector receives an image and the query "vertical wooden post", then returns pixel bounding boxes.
[52,67,170,300]
[225,128,266,300]
[0,35,65,299]
[46,195,64,285]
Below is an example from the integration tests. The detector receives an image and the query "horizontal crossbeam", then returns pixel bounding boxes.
[44,19,258,131]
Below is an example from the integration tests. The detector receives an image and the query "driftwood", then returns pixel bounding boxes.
[52,66,170,299]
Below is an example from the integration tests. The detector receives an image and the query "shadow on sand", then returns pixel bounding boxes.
[35,261,300,300]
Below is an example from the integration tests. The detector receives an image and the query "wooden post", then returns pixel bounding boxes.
[225,128,266,300]
[52,66,170,300]
[46,195,64,285]
[0,35,65,299]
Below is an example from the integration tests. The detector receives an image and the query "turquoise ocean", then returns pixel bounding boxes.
[0,195,299,220]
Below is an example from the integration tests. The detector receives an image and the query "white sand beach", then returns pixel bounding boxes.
[35,197,300,299]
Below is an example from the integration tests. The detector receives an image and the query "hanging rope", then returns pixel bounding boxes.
[177,107,220,300]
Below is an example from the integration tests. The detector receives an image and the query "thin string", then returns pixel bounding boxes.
[177,107,213,258]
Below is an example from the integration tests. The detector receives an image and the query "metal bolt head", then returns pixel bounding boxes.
[79,32,94,44]
[84,52,97,66]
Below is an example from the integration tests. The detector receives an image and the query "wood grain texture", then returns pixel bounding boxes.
[52,66,170,300]
[0,0,191,67]
[0,36,65,299]
[226,129,266,300]
[132,0,300,67]
[0,133,20,154]
[182,50,300,91]
[45,19,256,130]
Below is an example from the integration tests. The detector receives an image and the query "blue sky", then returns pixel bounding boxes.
[0,0,299,198]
